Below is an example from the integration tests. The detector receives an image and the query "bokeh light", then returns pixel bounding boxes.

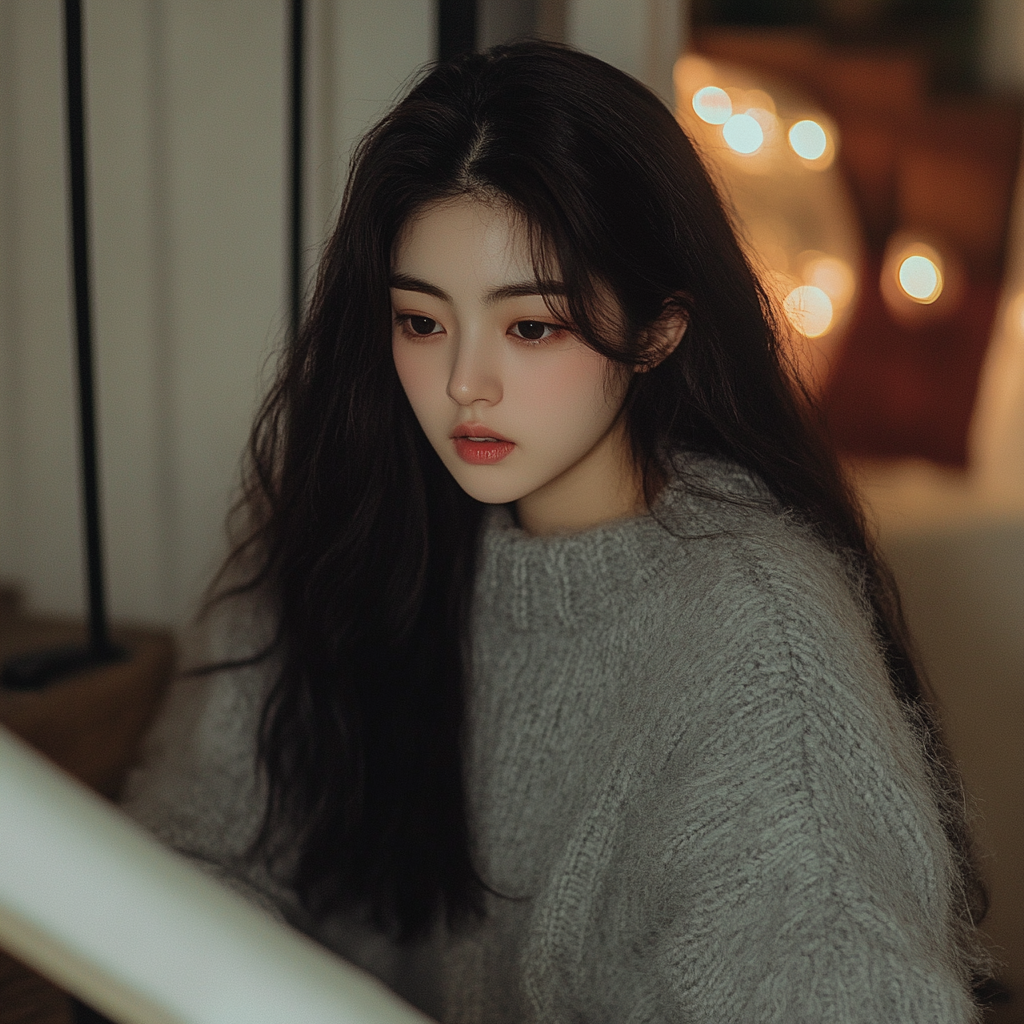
[784,285,834,338]
[880,236,958,321]
[804,253,856,308]
[723,113,764,154]
[788,119,828,160]
[897,254,943,303]
[745,106,779,142]
[692,86,732,125]
[743,89,776,115]
[674,53,862,391]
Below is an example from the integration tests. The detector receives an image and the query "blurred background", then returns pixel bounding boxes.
[0,0,1021,1020]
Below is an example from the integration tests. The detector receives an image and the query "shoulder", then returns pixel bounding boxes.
[631,463,961,931]
[119,593,278,860]
[634,451,926,800]
[644,450,874,660]
[557,457,976,1020]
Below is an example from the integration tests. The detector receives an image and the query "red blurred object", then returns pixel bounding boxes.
[693,28,1022,467]
[821,258,1001,465]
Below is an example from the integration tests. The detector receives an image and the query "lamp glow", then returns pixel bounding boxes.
[743,89,776,114]
[673,53,862,391]
[898,254,943,303]
[805,254,856,306]
[723,113,764,154]
[788,119,828,160]
[784,285,834,338]
[692,86,732,125]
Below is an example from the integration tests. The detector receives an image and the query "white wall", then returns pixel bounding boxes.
[0,2,80,622]
[567,0,684,107]
[980,0,1024,95]
[0,0,433,629]
[0,0,692,631]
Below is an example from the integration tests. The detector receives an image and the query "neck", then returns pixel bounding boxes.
[513,419,650,537]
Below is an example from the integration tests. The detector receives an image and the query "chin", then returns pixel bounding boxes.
[448,468,530,505]
[435,453,532,506]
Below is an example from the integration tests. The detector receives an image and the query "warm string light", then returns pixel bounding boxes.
[788,120,827,161]
[692,85,732,125]
[880,235,959,321]
[784,285,833,338]
[674,54,861,386]
[805,253,857,307]
[897,254,943,303]
[723,113,764,154]
[689,79,834,167]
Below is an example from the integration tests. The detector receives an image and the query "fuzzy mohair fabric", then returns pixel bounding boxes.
[121,452,983,1022]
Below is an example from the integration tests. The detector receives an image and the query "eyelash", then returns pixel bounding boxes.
[393,315,570,346]
[394,315,444,339]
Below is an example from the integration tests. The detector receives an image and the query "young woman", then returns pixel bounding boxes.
[122,40,992,1022]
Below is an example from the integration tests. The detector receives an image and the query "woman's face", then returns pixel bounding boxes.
[390,197,644,536]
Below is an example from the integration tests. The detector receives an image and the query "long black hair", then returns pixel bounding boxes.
[211,41,988,963]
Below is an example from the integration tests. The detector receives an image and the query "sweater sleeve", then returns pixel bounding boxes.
[574,540,981,1024]
[118,615,301,926]
[118,622,437,1007]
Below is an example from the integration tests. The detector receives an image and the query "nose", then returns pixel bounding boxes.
[446,332,502,407]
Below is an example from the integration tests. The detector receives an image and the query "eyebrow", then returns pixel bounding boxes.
[390,273,567,305]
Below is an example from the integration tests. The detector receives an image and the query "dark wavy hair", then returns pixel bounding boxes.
[209,40,988,968]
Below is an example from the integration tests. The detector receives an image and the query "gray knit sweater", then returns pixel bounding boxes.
[121,452,981,1022]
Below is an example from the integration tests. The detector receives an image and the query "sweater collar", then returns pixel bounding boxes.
[473,450,772,632]
[473,450,710,633]
[474,502,661,632]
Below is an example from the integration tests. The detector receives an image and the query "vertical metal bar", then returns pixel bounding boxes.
[289,0,305,344]
[438,0,477,61]
[64,0,111,657]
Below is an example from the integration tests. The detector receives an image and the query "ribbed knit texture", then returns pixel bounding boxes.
[121,451,980,1022]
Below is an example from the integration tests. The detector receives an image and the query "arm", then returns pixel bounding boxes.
[118,611,300,925]
[119,617,435,1007]
[631,668,979,1023]
[573,541,981,1023]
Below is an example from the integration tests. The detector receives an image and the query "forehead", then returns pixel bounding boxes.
[394,198,537,279]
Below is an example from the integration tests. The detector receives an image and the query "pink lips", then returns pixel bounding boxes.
[452,423,516,464]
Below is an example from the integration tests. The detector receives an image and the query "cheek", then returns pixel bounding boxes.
[393,341,440,415]
[513,348,622,434]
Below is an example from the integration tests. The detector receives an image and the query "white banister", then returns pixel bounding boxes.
[0,725,434,1024]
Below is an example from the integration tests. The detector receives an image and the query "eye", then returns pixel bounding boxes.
[409,315,441,335]
[510,320,562,344]
[396,314,444,337]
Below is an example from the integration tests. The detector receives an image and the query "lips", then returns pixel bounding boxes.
[451,423,516,465]
[451,423,513,443]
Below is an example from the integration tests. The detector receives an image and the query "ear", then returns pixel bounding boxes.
[635,299,688,373]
